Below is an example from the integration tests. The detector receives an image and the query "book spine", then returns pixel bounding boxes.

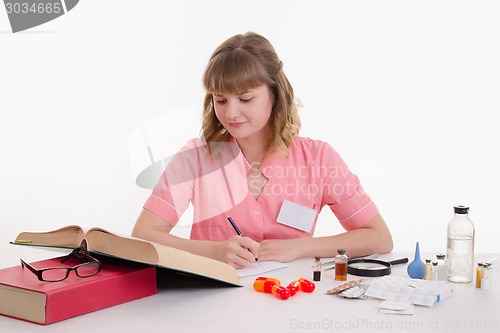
[44,267,156,324]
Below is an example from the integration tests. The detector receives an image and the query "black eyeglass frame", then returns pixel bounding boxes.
[20,248,102,282]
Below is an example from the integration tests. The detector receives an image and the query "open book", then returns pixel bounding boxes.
[11,225,241,287]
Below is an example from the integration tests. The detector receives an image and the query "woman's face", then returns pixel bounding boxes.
[213,84,274,143]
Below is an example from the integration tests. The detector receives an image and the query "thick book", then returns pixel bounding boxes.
[0,256,157,325]
[11,225,242,286]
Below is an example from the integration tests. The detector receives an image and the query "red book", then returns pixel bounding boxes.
[0,255,157,325]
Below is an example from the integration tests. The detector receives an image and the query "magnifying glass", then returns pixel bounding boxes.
[347,258,409,277]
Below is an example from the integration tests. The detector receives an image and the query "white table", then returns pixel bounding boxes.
[1,245,498,333]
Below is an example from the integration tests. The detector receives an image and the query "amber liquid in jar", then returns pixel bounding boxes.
[335,262,347,281]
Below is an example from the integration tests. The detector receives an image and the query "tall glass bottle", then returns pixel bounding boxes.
[447,205,475,283]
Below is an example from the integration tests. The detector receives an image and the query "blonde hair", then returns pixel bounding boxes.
[201,32,301,158]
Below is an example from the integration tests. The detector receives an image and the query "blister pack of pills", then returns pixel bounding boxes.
[364,276,453,307]
[325,279,367,295]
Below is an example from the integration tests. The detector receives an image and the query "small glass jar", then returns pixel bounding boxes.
[431,262,439,281]
[313,257,322,281]
[436,254,447,281]
[476,263,484,289]
[424,259,432,280]
[335,249,348,281]
[481,263,491,290]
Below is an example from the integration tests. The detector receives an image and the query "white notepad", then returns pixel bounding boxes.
[236,261,288,278]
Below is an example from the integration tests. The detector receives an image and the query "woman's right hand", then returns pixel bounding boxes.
[133,209,260,268]
[213,236,260,268]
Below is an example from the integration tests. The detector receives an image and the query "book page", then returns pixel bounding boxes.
[85,229,241,286]
[236,261,287,278]
[85,229,158,265]
[153,243,241,286]
[12,225,84,248]
[0,285,46,324]
[12,225,243,287]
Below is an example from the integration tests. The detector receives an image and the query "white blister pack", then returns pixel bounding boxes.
[365,276,453,307]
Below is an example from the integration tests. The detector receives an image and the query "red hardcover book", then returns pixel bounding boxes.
[0,255,157,325]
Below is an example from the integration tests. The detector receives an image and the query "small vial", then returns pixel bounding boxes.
[424,259,432,280]
[313,257,322,281]
[436,254,447,281]
[476,263,484,289]
[335,249,348,281]
[431,262,439,281]
[481,263,491,290]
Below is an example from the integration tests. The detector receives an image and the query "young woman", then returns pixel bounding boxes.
[132,32,393,268]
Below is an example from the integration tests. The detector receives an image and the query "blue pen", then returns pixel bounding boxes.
[227,216,243,236]
[227,216,258,262]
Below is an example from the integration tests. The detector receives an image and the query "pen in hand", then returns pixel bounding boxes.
[227,216,243,236]
[227,216,259,263]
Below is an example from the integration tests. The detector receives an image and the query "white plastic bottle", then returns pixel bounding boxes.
[436,254,447,281]
[481,263,492,290]
[447,206,475,283]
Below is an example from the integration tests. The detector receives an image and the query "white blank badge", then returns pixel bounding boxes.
[276,200,317,233]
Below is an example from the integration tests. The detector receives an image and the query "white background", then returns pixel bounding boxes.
[1,0,499,255]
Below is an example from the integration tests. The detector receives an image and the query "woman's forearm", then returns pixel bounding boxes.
[258,214,393,262]
[132,209,219,259]
[132,208,259,267]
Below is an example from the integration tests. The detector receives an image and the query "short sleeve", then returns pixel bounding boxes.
[320,143,379,230]
[143,139,200,226]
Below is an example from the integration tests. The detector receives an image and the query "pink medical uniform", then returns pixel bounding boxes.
[143,136,379,242]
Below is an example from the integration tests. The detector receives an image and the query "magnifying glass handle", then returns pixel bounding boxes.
[388,258,409,265]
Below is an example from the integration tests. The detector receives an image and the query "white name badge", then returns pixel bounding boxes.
[276,200,317,233]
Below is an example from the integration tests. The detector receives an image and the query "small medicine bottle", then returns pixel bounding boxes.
[431,262,439,281]
[313,257,322,281]
[335,249,348,281]
[424,259,432,280]
[476,263,484,289]
[481,263,491,290]
[436,254,447,281]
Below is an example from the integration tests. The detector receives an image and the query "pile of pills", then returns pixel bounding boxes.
[253,277,315,300]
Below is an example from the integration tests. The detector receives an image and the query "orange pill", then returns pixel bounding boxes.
[298,277,315,293]
[253,277,281,293]
[272,284,290,300]
[287,280,300,296]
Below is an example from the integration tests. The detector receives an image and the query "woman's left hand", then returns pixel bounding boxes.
[257,238,303,263]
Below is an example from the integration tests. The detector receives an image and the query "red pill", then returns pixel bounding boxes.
[287,280,300,296]
[272,284,291,300]
[253,277,280,293]
[298,277,315,293]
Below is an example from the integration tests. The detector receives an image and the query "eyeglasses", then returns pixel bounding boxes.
[21,249,102,282]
